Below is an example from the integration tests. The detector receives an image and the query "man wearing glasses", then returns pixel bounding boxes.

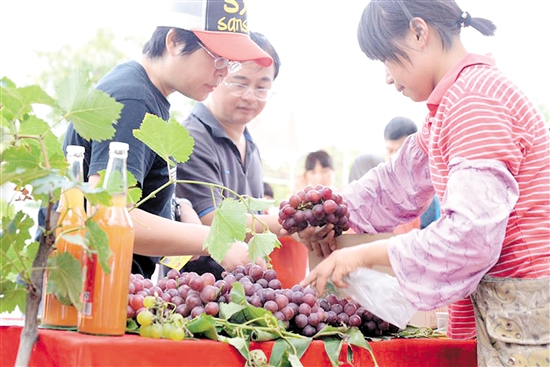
[175,32,284,279]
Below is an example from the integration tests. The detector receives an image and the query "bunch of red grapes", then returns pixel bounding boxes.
[278,185,350,236]
[127,264,398,338]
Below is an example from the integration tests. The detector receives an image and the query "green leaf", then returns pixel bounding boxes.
[205,199,247,263]
[287,354,304,367]
[56,70,121,141]
[93,169,140,206]
[0,81,53,121]
[0,199,15,220]
[226,283,280,329]
[1,211,36,279]
[242,196,276,213]
[28,172,66,198]
[84,219,111,273]
[126,318,139,333]
[82,186,112,208]
[186,314,219,340]
[133,114,194,165]
[218,335,249,360]
[346,326,372,351]
[46,252,83,309]
[270,338,311,367]
[322,336,343,367]
[248,232,280,262]
[0,279,27,313]
[0,144,51,186]
[250,328,280,342]
[219,302,246,320]
[345,327,377,366]
[18,115,66,171]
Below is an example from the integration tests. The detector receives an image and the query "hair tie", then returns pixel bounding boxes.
[460,11,472,27]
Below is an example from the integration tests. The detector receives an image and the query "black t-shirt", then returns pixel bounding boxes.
[63,61,173,279]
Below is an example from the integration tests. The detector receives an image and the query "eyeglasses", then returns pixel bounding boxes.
[197,42,242,73]
[223,81,275,101]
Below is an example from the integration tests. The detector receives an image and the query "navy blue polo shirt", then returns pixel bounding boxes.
[175,103,264,278]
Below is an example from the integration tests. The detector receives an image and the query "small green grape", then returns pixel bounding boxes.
[162,323,174,339]
[169,326,185,341]
[136,310,154,327]
[171,313,185,327]
[139,325,152,338]
[143,295,156,309]
[150,323,163,339]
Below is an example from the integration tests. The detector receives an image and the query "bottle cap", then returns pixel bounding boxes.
[109,142,129,152]
[66,145,85,154]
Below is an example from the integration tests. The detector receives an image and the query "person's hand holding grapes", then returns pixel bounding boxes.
[278,185,349,257]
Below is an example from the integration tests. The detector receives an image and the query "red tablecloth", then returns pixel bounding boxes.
[1,325,476,366]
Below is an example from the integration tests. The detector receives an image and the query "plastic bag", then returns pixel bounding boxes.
[335,267,417,329]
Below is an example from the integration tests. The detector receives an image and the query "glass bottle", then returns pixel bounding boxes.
[42,145,87,327]
[78,142,135,336]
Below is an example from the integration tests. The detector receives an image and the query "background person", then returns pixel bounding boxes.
[61,0,273,279]
[175,32,307,282]
[300,1,549,365]
[348,153,384,183]
[294,150,337,192]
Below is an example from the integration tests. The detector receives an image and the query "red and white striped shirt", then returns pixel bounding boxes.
[419,54,550,338]
[343,54,549,339]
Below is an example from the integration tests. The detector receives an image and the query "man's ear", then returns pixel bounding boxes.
[165,28,183,56]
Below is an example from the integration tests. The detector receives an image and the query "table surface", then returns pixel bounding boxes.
[1,322,477,367]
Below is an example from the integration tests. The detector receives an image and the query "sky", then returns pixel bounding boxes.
[2,0,549,185]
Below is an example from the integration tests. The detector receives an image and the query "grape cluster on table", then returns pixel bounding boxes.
[127,263,398,339]
[278,185,351,236]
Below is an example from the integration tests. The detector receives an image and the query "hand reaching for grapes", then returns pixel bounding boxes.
[220,241,266,273]
[300,240,391,296]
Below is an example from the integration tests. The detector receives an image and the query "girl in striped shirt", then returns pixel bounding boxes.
[300,1,549,365]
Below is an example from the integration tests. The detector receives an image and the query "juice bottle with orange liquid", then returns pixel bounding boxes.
[42,145,87,328]
[78,142,135,336]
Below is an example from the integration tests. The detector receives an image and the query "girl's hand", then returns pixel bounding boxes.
[300,245,367,295]
[296,224,337,258]
[300,240,390,295]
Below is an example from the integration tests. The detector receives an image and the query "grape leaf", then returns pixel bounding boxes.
[1,211,37,278]
[18,115,65,171]
[345,327,377,366]
[287,354,303,367]
[322,336,344,367]
[226,282,280,329]
[56,70,122,142]
[0,199,15,220]
[250,329,280,342]
[270,338,312,367]
[46,252,83,309]
[241,196,275,213]
[84,219,111,273]
[0,211,38,314]
[0,279,26,314]
[0,80,53,121]
[218,335,249,360]
[186,314,219,340]
[219,302,246,320]
[95,169,141,206]
[205,199,247,263]
[247,232,280,263]
[133,114,194,165]
[0,144,53,186]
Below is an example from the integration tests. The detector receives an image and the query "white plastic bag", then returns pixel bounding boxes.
[335,267,417,329]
